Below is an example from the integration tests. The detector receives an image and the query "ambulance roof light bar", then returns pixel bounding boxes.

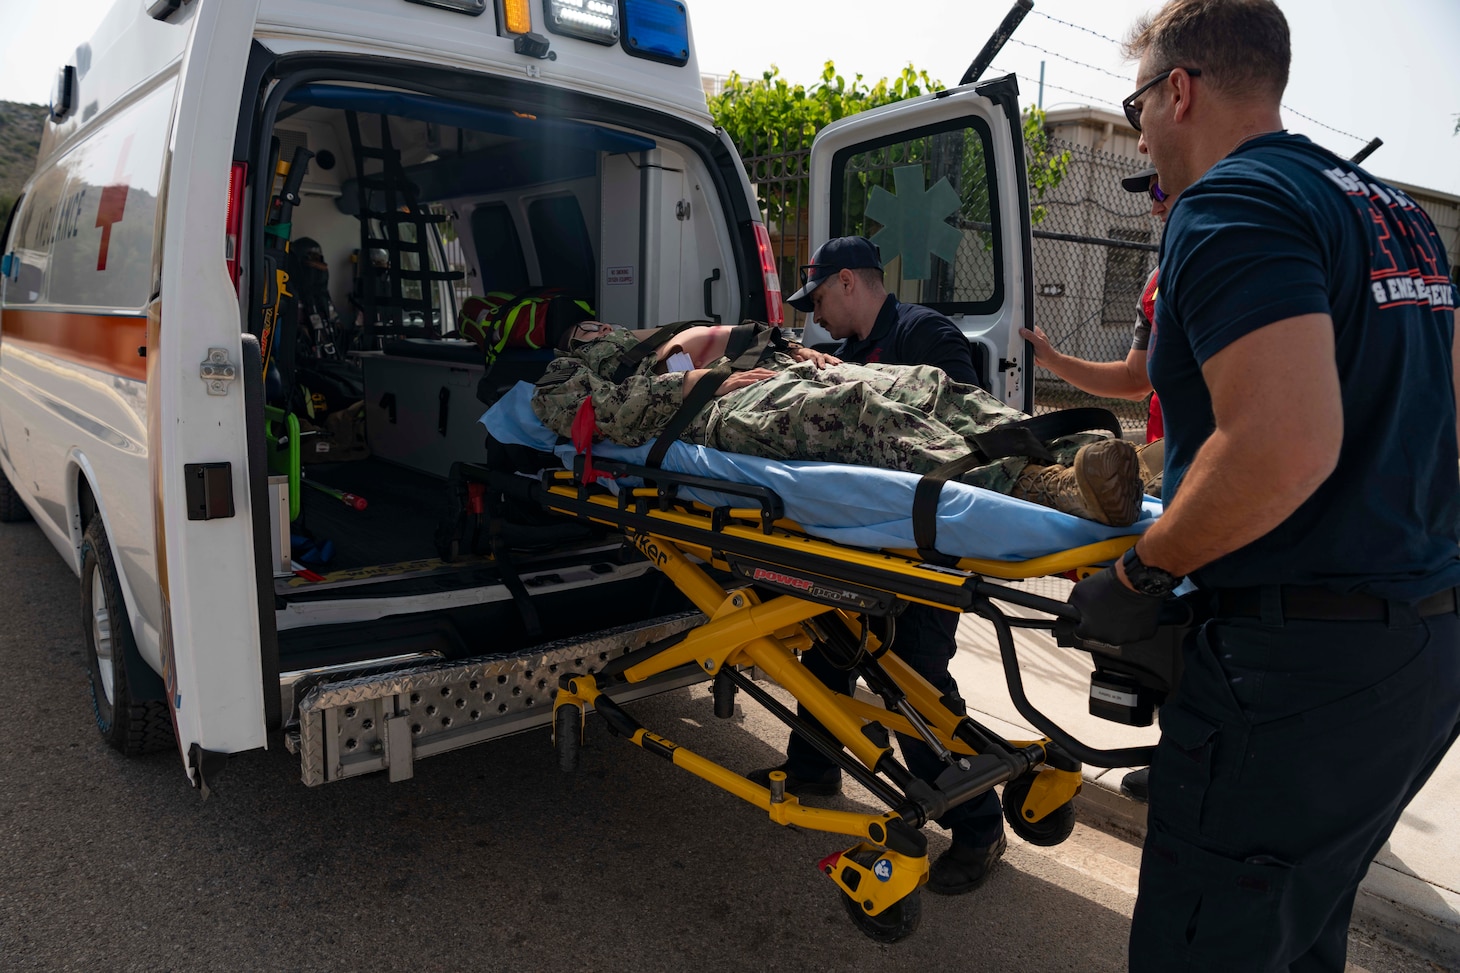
[544,0,619,45]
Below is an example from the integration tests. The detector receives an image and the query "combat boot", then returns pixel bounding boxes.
[1010,439,1142,527]
[1135,439,1164,498]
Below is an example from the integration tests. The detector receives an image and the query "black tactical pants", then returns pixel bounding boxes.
[784,603,1004,847]
[1130,594,1460,971]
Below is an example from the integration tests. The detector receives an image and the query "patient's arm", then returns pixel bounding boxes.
[683,366,776,397]
[791,346,841,368]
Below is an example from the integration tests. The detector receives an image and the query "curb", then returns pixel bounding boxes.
[1073,769,1460,970]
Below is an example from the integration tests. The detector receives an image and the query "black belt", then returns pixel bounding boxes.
[1211,584,1459,622]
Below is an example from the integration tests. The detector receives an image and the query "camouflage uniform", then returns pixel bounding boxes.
[530,327,1091,492]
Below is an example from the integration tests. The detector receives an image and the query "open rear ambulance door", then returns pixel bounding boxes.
[153,0,270,787]
[802,74,1036,412]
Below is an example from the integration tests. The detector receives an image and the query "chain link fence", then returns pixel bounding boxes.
[732,132,1161,434]
[736,129,816,331]
[1030,137,1161,432]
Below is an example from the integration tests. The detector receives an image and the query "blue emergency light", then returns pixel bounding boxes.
[620,0,689,66]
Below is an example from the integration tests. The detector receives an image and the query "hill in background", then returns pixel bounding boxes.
[0,101,48,228]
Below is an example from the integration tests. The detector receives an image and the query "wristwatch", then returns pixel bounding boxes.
[1121,546,1179,597]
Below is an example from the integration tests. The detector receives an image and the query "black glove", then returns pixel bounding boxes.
[1068,566,1165,649]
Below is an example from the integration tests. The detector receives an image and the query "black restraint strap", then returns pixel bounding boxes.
[913,453,991,563]
[910,406,1124,561]
[611,320,715,382]
[645,364,731,468]
[723,322,774,370]
[634,322,780,470]
[1011,407,1123,442]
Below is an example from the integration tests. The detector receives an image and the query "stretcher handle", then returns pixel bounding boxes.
[975,596,1157,769]
[972,577,1079,620]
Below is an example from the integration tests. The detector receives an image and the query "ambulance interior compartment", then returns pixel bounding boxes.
[257,78,754,691]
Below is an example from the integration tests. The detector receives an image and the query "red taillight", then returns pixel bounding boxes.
[225,162,247,294]
[753,222,783,326]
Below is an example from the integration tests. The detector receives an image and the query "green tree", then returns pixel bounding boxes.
[709,61,1068,226]
[710,62,939,149]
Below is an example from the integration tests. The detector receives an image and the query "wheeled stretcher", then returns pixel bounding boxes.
[471,385,1186,942]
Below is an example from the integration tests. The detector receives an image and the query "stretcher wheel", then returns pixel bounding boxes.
[1001,772,1076,847]
[838,850,922,943]
[712,669,737,718]
[555,704,582,773]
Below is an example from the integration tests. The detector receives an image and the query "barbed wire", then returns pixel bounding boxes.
[1007,38,1134,83]
[1281,106,1364,144]
[989,63,1125,112]
[1030,10,1126,47]
[1021,11,1367,147]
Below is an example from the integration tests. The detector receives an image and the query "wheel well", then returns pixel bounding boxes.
[77,472,98,531]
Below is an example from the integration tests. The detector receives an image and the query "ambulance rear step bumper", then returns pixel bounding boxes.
[285,612,704,785]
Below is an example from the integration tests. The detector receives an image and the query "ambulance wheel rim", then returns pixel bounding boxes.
[89,562,117,707]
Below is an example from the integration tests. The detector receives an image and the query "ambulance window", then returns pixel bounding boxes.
[47,79,176,310]
[5,166,69,305]
[528,194,594,300]
[469,203,529,295]
[830,116,1002,315]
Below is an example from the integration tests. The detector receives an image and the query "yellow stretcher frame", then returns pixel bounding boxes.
[485,464,1156,942]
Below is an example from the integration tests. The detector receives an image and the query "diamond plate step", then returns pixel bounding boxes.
[291,612,704,785]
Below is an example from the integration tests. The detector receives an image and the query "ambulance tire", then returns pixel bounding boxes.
[0,467,31,522]
[80,519,175,756]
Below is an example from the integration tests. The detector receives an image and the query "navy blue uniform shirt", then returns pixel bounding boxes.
[1151,132,1460,598]
[833,294,981,386]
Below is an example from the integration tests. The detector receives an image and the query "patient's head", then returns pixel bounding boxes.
[556,320,611,351]
[557,323,644,378]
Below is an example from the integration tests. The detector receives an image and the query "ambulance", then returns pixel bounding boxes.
[0,0,1037,790]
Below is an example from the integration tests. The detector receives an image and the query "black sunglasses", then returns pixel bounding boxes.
[1149,181,1168,203]
[1122,67,1201,132]
[797,263,827,286]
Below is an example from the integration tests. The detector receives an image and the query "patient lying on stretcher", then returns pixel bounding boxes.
[530,319,1144,527]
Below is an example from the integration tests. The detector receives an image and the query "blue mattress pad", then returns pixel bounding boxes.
[482,382,1160,563]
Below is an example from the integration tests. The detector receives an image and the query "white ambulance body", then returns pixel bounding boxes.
[0,0,1035,790]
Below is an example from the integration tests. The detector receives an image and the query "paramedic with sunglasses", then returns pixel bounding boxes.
[1071,1,1460,969]
[749,236,1009,896]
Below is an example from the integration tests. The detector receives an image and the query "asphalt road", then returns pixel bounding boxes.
[0,519,1437,973]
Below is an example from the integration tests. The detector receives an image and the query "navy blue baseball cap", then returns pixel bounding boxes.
[786,236,883,312]
[1121,165,1158,193]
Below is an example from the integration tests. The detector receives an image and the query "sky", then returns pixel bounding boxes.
[3,0,1457,196]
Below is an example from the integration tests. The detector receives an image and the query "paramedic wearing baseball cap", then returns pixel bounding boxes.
[755,235,1007,895]
[787,236,982,386]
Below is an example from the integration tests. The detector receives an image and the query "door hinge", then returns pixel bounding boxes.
[201,348,237,395]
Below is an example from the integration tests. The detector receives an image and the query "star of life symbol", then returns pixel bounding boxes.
[873,858,893,882]
[865,164,962,281]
